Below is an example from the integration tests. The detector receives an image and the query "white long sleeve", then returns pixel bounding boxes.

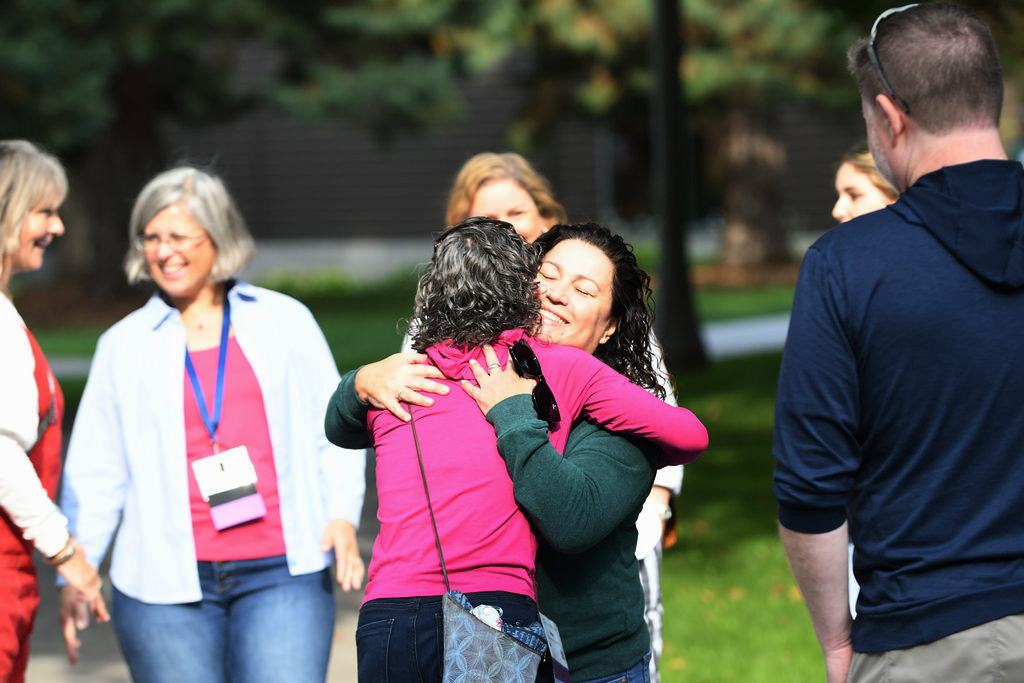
[0,296,69,557]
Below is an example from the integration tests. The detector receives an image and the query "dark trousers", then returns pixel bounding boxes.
[356,590,541,682]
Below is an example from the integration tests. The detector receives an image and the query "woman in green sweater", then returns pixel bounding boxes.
[351,222,677,682]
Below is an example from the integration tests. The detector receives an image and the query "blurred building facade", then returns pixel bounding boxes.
[162,58,863,248]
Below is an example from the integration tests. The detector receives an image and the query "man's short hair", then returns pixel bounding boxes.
[848,3,1003,134]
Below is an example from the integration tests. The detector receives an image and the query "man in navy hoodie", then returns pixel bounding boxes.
[774,4,1024,681]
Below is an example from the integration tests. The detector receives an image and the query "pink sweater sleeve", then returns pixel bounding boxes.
[541,343,708,466]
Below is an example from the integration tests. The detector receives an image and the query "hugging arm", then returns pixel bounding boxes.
[353,352,448,422]
[486,396,655,553]
[324,369,374,449]
[570,354,708,466]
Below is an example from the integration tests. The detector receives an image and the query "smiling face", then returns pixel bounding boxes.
[468,179,551,243]
[535,239,619,354]
[6,193,65,278]
[142,204,217,308]
[832,162,895,223]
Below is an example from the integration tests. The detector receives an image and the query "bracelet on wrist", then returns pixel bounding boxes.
[644,500,673,521]
[46,537,76,566]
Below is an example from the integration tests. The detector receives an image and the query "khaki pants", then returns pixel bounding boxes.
[848,612,1024,682]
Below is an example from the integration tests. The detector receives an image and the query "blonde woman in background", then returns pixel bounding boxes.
[832,143,898,224]
[444,151,566,241]
[0,140,107,679]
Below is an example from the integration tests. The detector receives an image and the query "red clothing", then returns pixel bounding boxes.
[0,327,63,683]
[184,337,285,561]
[0,565,36,683]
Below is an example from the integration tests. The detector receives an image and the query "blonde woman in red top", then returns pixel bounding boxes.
[0,140,107,681]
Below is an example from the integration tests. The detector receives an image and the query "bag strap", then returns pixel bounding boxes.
[409,406,451,593]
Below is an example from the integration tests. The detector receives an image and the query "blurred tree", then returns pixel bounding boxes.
[482,0,856,371]
[508,0,1024,266]
[694,1,854,266]
[3,0,1021,294]
[506,0,857,267]
[651,0,706,369]
[0,0,521,294]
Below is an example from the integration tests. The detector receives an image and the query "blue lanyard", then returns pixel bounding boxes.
[184,298,231,449]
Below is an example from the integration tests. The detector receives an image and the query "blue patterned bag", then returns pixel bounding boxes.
[441,590,546,683]
[409,408,548,682]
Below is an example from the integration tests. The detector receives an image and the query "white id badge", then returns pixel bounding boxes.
[539,613,572,683]
[191,445,258,502]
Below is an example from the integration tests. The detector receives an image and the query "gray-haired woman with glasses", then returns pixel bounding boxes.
[59,166,366,683]
[325,216,707,683]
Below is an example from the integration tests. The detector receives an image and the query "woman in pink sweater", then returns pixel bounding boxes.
[325,217,707,682]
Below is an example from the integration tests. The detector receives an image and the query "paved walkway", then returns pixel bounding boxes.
[701,313,789,360]
[27,442,386,683]
[25,565,360,679]
[27,563,363,682]
[27,313,788,681]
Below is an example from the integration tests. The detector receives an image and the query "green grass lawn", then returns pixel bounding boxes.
[29,326,111,356]
[696,285,795,322]
[661,352,820,681]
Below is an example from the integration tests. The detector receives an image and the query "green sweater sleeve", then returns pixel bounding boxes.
[324,367,373,449]
[487,394,656,554]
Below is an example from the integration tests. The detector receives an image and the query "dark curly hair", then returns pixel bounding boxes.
[534,223,665,399]
[411,217,541,351]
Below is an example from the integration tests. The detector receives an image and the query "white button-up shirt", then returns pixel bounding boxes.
[61,282,365,603]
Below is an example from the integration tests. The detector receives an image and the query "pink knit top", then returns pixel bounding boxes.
[362,329,707,604]
[184,337,286,561]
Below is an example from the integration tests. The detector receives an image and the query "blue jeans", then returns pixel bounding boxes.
[112,555,334,683]
[575,651,653,683]
[356,591,540,683]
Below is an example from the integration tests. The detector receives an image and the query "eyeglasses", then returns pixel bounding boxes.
[866,4,918,114]
[432,219,517,254]
[135,232,209,252]
[509,339,560,426]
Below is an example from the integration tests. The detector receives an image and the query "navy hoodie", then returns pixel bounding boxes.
[774,160,1024,651]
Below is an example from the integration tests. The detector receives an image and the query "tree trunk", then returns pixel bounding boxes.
[68,64,165,299]
[651,0,707,372]
[720,106,789,266]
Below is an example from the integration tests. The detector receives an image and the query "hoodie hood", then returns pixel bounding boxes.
[424,328,529,381]
[891,160,1024,289]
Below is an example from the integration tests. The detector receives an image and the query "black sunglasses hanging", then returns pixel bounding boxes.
[508,340,560,426]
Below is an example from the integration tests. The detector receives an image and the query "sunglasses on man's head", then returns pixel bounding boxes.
[866,3,918,114]
[509,339,560,426]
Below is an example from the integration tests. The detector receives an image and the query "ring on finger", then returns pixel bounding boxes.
[487,363,500,371]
